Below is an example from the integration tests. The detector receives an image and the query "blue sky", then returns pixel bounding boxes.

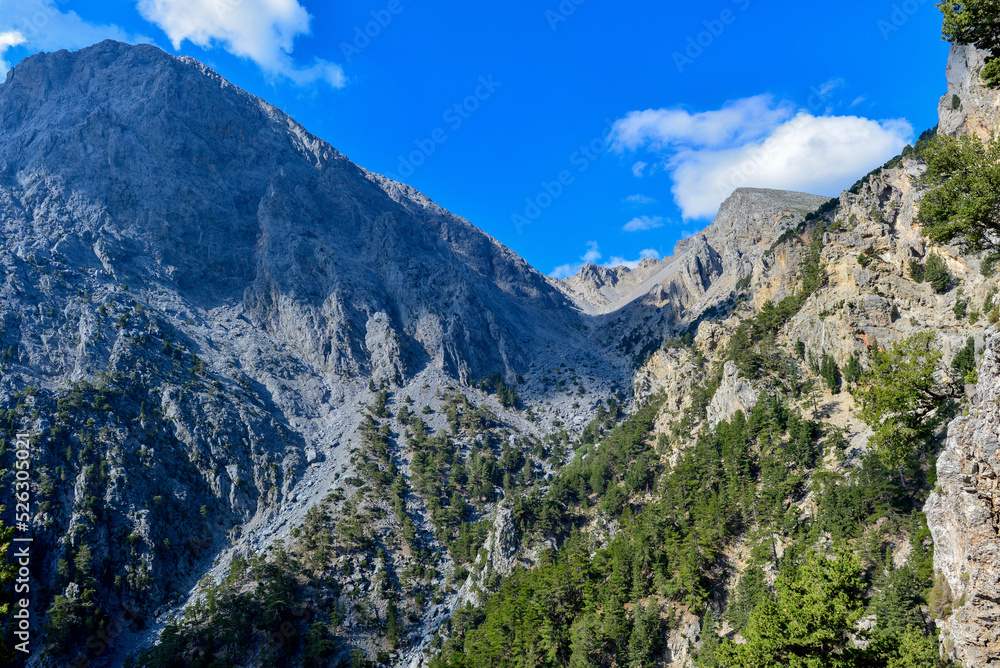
[0,0,950,278]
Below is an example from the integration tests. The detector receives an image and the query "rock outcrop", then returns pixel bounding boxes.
[938,43,1000,141]
[560,258,663,310]
[562,188,831,318]
[562,187,832,371]
[927,330,1000,666]
[706,361,759,428]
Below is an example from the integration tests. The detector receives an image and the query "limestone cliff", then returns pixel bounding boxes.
[938,43,1000,141]
[927,330,1000,666]
[919,42,1000,666]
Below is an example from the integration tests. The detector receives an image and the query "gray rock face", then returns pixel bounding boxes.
[706,360,759,428]
[563,188,830,319]
[568,187,830,367]
[917,39,1000,668]
[938,42,1000,141]
[560,258,662,310]
[0,40,603,388]
[926,330,1000,666]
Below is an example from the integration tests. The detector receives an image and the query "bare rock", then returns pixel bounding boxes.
[926,329,1000,666]
[938,43,1000,141]
[706,361,759,428]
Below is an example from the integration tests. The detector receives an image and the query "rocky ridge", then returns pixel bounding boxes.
[938,42,1000,142]
[562,188,831,316]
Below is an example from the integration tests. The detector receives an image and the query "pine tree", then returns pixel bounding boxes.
[821,354,841,394]
[716,550,868,667]
[923,253,951,293]
[857,332,962,469]
[568,614,602,668]
[627,600,661,668]
[951,336,977,382]
[0,510,14,662]
[697,609,721,667]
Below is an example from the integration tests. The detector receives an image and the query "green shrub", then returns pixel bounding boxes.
[981,254,1000,277]
[924,253,951,293]
[952,336,977,382]
[954,297,968,320]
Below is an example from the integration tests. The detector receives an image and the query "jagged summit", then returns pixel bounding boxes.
[560,187,830,317]
[710,187,831,239]
[0,40,600,385]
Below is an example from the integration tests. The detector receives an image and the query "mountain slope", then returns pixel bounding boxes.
[0,41,625,667]
[423,40,1000,668]
[0,40,603,388]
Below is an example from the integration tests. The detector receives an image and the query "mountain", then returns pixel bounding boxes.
[561,188,832,317]
[558,188,834,371]
[0,40,624,667]
[0,40,609,389]
[2,28,999,668]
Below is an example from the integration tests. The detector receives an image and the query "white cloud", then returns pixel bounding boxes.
[0,1,139,76]
[550,265,575,280]
[0,30,25,73]
[631,161,648,178]
[624,194,656,205]
[550,244,661,279]
[613,95,795,151]
[605,248,660,269]
[136,0,345,87]
[623,215,664,232]
[611,95,913,220]
[581,240,601,263]
[815,78,843,97]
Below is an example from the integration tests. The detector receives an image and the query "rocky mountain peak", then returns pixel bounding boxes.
[707,187,832,249]
[0,42,628,664]
[0,40,606,386]
[560,187,829,318]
